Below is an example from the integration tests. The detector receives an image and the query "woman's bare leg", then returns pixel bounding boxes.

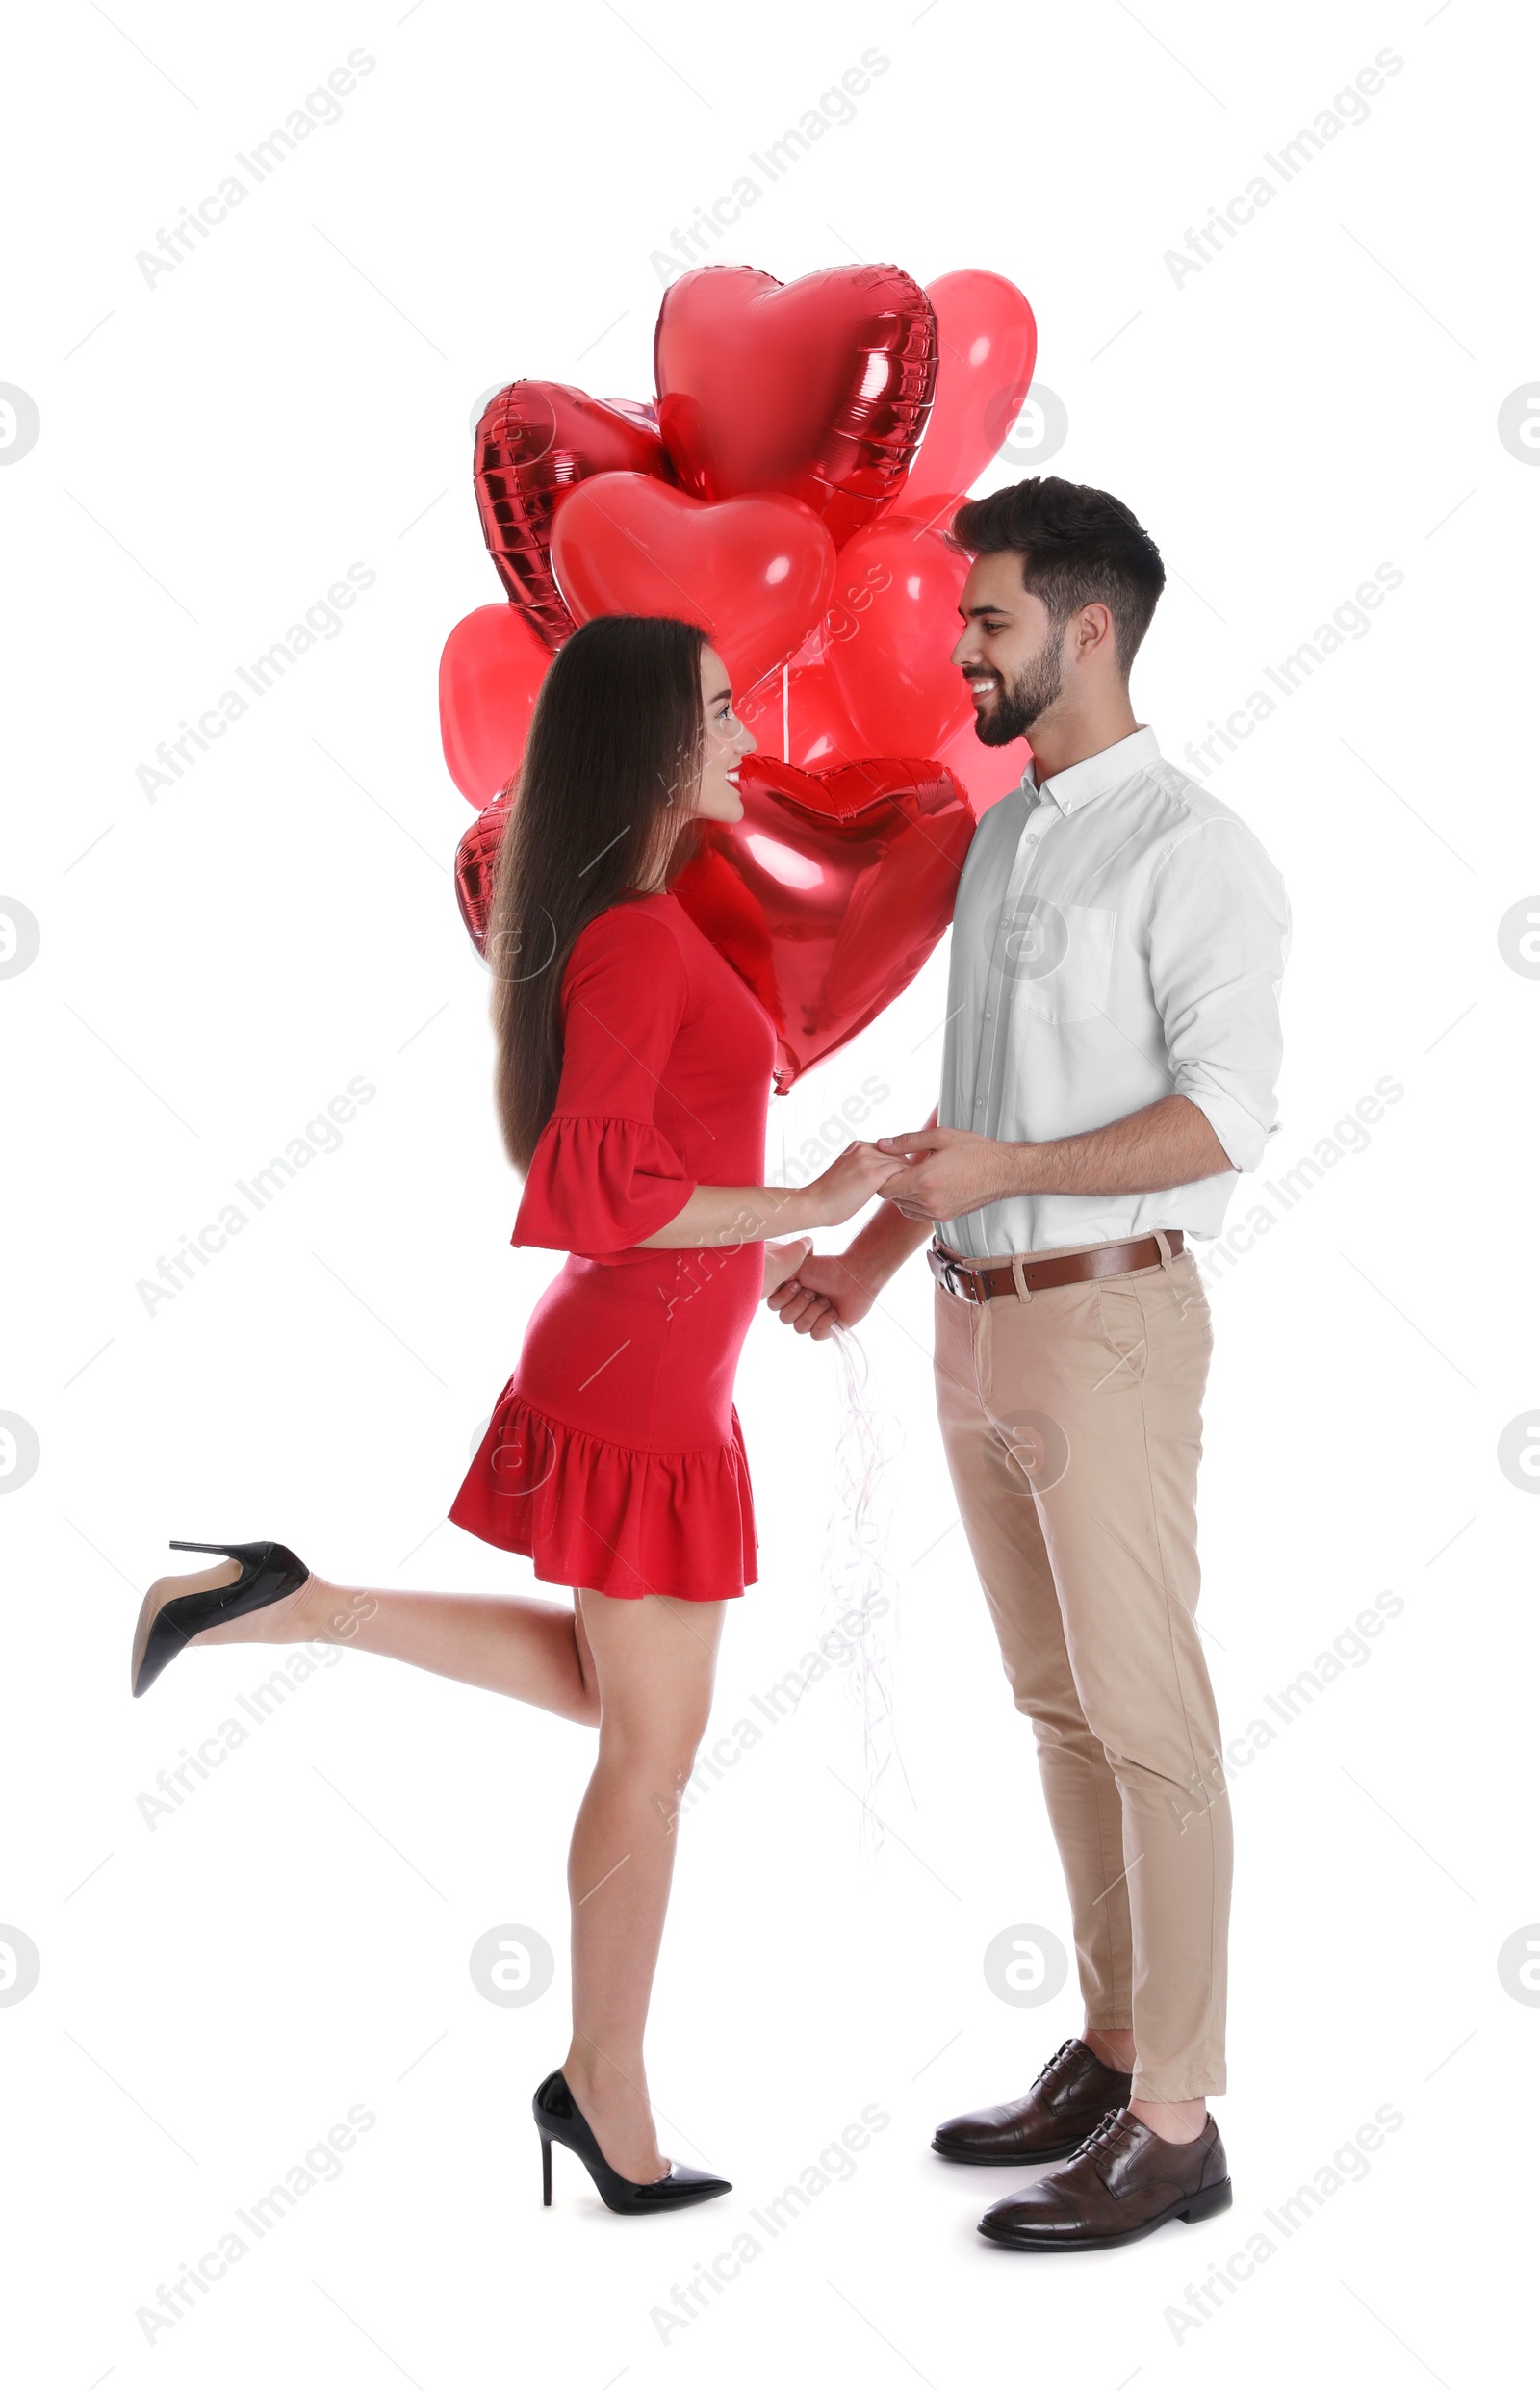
[149,1557,599,1723]
[147,1561,728,2177]
[560,1588,726,2182]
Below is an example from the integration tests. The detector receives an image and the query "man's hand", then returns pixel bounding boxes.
[874,1124,1023,1222]
[878,1095,1235,1213]
[764,1248,878,1340]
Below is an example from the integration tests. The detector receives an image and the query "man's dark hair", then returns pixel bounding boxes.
[949,476,1166,675]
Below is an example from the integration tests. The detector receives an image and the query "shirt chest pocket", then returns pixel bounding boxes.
[988,895,1117,1024]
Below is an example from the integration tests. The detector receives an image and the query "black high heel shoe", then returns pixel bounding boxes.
[533,2070,732,2214]
[131,1539,311,1698]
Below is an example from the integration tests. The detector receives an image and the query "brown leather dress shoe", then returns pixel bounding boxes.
[932,2039,1134,2165]
[978,2108,1232,2250]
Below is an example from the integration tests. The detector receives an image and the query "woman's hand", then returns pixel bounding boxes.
[805,1141,905,1227]
[762,1235,813,1299]
[641,1145,900,1250]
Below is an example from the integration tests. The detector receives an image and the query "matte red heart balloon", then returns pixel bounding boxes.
[672,753,974,1089]
[654,264,937,548]
[901,270,1038,507]
[475,381,678,648]
[439,603,552,806]
[453,754,973,1091]
[825,512,975,756]
[735,661,867,773]
[551,475,835,695]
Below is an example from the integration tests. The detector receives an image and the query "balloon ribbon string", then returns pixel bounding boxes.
[825,1323,909,1850]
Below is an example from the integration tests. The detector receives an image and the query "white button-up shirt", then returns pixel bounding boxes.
[937,724,1291,1257]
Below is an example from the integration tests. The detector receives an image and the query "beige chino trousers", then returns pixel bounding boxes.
[934,1234,1228,2101]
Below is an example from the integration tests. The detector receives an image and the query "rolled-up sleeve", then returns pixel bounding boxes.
[1148,819,1291,1172]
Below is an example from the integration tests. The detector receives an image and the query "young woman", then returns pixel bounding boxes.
[130,615,900,2215]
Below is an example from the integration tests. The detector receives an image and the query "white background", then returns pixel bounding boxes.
[3,2,1535,2383]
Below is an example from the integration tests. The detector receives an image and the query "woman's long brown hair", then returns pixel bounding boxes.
[487,613,707,1173]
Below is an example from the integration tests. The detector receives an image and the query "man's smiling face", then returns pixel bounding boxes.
[950,550,1065,746]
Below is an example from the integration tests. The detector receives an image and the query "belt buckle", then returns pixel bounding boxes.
[934,1247,967,1301]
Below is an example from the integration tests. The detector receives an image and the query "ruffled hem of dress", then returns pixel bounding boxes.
[449,1389,757,1601]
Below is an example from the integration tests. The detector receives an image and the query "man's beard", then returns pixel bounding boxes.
[969,638,1063,746]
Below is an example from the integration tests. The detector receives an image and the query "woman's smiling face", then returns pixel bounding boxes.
[692,643,756,821]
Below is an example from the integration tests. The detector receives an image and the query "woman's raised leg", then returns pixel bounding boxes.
[146,1555,601,1723]
[559,1587,727,2182]
[142,1559,730,2181]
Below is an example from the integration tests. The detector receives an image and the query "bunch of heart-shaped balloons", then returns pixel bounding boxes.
[443,260,1040,1088]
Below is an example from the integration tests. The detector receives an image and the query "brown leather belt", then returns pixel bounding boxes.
[928,1231,1184,1303]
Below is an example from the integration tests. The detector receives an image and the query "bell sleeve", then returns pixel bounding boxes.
[513,908,699,1256]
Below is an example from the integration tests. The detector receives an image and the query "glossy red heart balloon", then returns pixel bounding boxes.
[901,270,1038,507]
[453,753,973,1090]
[454,787,511,956]
[654,264,937,548]
[825,511,975,756]
[475,381,678,648]
[439,603,552,806]
[551,475,835,695]
[672,753,973,1089]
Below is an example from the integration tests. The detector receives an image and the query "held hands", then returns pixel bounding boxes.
[766,1123,1013,1341]
[805,1139,907,1226]
[872,1123,1020,1223]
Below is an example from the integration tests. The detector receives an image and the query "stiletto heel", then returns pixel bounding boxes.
[540,2131,552,2208]
[131,1539,311,1699]
[531,2070,731,2215]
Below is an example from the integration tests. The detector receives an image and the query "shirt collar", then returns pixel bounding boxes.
[1024,724,1162,815]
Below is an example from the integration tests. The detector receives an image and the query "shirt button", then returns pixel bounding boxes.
[983,1009,992,1020]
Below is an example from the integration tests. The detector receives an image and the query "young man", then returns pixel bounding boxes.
[769,476,1290,2250]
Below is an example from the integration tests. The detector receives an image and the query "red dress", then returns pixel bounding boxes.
[449,892,777,1600]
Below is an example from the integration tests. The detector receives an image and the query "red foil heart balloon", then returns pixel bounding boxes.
[551,475,835,694]
[453,754,972,1091]
[900,269,1039,508]
[826,510,975,757]
[454,788,511,955]
[735,661,866,772]
[654,264,937,548]
[671,753,973,1089]
[475,381,678,648]
[439,603,552,806]
[936,713,1034,819]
